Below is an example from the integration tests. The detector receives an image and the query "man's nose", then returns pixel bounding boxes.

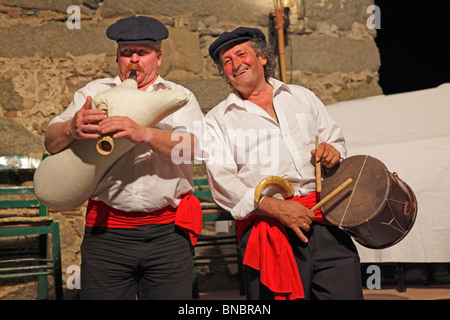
[130,52,140,62]
[231,57,241,71]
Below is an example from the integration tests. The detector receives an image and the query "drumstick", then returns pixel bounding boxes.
[311,178,353,212]
[315,135,322,192]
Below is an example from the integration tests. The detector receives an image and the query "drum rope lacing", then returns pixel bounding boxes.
[339,155,369,229]
[392,172,414,215]
[381,200,407,234]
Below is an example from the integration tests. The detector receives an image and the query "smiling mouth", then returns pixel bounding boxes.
[234,68,248,78]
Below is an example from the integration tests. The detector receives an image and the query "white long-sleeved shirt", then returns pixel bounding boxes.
[204,78,346,220]
[49,75,204,212]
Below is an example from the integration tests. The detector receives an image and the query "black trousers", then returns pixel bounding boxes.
[241,223,364,300]
[80,223,193,300]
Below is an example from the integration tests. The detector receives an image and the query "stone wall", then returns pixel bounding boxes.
[0,0,381,298]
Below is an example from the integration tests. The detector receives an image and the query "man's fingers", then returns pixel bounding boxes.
[81,96,93,110]
[292,226,309,243]
[311,143,340,168]
[327,153,341,168]
[83,113,107,126]
[300,221,311,232]
[322,149,340,168]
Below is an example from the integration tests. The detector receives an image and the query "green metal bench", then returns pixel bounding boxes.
[192,178,245,298]
[0,186,63,300]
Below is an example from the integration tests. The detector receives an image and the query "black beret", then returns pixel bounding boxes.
[209,27,266,61]
[107,16,169,44]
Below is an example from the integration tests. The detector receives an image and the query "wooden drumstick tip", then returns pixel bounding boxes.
[311,178,353,212]
[315,135,322,193]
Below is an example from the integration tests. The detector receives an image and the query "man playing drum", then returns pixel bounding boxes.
[204,27,364,299]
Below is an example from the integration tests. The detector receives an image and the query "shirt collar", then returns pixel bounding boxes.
[147,75,171,91]
[222,77,292,114]
[270,77,293,96]
[112,74,170,91]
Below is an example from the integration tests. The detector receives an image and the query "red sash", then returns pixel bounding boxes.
[235,191,322,300]
[85,194,202,245]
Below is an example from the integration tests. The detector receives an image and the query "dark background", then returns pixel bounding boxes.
[374,0,450,94]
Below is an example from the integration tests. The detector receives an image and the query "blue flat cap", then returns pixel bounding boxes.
[209,27,266,61]
[107,16,169,44]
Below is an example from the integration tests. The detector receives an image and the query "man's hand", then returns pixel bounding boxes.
[310,142,340,168]
[257,197,315,243]
[99,116,196,161]
[70,96,106,140]
[44,96,106,154]
[99,115,149,144]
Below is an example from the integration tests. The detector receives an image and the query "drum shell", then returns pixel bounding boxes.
[321,155,417,249]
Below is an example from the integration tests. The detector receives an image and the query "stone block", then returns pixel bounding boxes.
[285,34,380,73]
[0,118,45,155]
[0,77,23,111]
[304,0,374,30]
[175,78,231,113]
[159,27,203,77]
[0,21,116,58]
[2,0,83,13]
[100,0,272,26]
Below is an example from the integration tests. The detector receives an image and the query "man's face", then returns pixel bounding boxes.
[220,41,267,95]
[116,43,162,90]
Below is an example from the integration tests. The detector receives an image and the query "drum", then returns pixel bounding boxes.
[320,155,417,249]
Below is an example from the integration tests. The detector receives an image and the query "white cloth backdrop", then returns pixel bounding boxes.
[326,83,450,263]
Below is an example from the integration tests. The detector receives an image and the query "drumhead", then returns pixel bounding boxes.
[321,155,391,228]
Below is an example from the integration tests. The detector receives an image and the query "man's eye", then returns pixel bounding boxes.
[121,50,133,57]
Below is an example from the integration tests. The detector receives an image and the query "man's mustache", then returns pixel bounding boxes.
[125,63,145,72]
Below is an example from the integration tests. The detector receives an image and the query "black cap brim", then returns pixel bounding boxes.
[211,37,252,61]
[116,39,157,45]
[209,27,265,61]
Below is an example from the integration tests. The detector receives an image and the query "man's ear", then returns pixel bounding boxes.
[157,51,163,67]
[259,54,267,66]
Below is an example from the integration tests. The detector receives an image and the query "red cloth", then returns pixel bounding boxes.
[85,194,202,245]
[235,191,322,300]
[175,194,203,246]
